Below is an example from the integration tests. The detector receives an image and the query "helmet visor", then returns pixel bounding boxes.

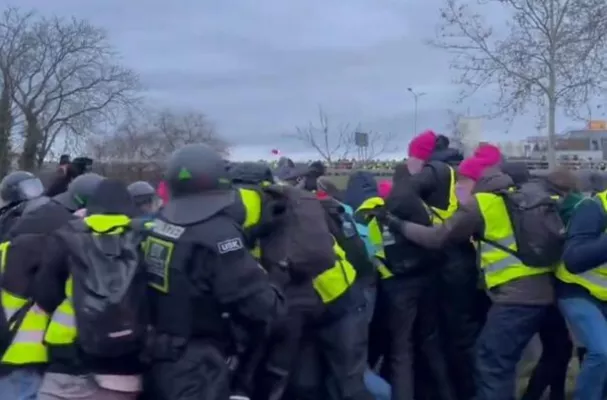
[1,178,44,207]
[18,178,45,200]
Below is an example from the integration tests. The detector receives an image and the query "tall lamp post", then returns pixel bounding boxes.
[407,87,426,134]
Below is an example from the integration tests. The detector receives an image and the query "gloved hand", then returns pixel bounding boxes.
[374,208,404,234]
[385,212,405,234]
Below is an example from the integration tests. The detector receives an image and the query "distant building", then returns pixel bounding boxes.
[524,120,607,161]
[457,117,483,157]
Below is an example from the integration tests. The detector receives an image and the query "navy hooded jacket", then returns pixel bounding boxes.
[343,171,379,212]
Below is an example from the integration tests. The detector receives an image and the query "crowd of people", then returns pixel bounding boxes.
[0,129,605,400]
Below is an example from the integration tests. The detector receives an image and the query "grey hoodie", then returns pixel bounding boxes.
[398,167,554,305]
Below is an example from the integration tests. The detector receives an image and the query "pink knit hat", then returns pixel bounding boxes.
[408,130,437,161]
[458,157,491,182]
[378,180,393,199]
[473,144,502,167]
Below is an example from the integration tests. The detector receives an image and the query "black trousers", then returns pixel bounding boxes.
[438,247,482,400]
[521,305,573,400]
[287,293,374,400]
[147,341,231,400]
[377,273,457,400]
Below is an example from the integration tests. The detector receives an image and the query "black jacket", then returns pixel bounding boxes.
[3,200,74,302]
[384,164,440,276]
[409,161,454,212]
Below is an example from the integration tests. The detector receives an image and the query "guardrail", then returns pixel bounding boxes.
[324,159,607,177]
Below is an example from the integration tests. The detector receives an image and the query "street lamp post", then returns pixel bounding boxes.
[407,87,426,134]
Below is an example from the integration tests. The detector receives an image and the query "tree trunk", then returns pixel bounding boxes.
[19,111,41,172]
[547,96,557,168]
[0,81,12,176]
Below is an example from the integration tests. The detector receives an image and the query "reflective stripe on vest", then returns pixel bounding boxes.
[44,277,77,346]
[0,242,49,365]
[356,197,393,280]
[555,193,607,300]
[238,188,264,261]
[2,303,49,364]
[239,188,262,229]
[476,192,551,289]
[367,218,393,279]
[429,166,458,225]
[313,241,357,303]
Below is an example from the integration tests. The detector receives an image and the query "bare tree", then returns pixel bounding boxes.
[0,8,33,175]
[1,9,140,171]
[87,107,228,181]
[289,107,353,164]
[432,0,607,166]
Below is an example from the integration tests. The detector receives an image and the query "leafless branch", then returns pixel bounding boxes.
[0,9,140,170]
[86,107,229,176]
[287,106,353,164]
[431,0,607,166]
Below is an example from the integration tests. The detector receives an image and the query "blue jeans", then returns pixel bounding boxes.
[559,295,607,400]
[0,368,41,400]
[364,369,391,400]
[475,304,547,400]
[363,285,377,325]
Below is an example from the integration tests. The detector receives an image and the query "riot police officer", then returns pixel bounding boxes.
[144,144,285,400]
[127,180,161,218]
[0,171,47,239]
[52,172,106,213]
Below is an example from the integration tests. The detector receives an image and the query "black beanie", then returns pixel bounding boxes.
[86,179,138,217]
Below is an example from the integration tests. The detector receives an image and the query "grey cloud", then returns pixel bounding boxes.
[2,0,547,159]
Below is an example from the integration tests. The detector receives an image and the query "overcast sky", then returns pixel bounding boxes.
[4,0,598,160]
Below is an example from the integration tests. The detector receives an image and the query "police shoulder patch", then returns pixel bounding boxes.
[217,237,244,254]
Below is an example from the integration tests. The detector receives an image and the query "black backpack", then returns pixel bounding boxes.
[482,182,565,268]
[258,185,336,282]
[56,219,148,357]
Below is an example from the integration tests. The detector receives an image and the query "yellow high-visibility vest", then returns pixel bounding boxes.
[428,166,458,225]
[43,277,76,346]
[555,192,607,300]
[476,192,551,289]
[356,197,394,280]
[0,241,49,365]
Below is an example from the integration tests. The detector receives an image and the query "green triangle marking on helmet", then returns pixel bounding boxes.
[178,167,192,180]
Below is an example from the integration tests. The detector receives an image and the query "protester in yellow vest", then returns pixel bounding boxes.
[356,162,456,400]
[0,239,49,400]
[35,179,144,400]
[386,154,554,400]
[229,164,372,400]
[557,188,607,400]
[404,130,478,399]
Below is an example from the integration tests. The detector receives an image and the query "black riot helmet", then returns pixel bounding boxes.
[53,172,105,212]
[229,162,274,186]
[0,171,45,208]
[161,144,235,224]
[127,181,156,206]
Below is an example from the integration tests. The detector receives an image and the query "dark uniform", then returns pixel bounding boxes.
[0,171,47,239]
[144,144,285,400]
[127,180,161,217]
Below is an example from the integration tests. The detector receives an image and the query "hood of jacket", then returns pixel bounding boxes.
[429,148,464,166]
[473,167,514,194]
[501,161,531,186]
[344,171,379,211]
